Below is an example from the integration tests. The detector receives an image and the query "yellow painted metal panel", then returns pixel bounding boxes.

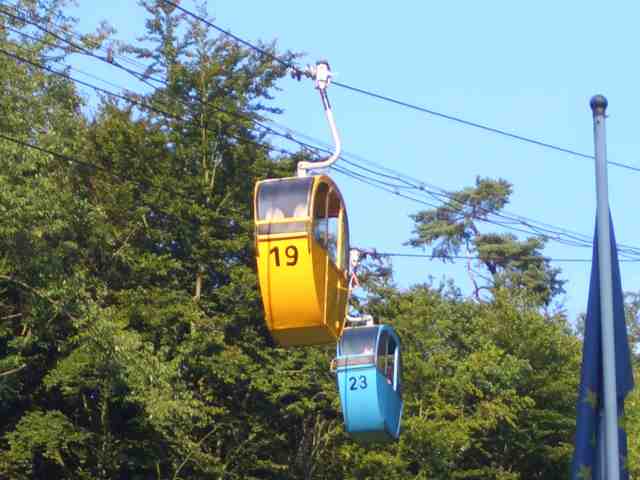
[257,234,319,328]
[325,259,349,340]
[254,175,350,347]
[257,235,332,346]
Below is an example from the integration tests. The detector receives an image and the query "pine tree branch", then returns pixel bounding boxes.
[0,275,78,320]
[0,364,26,377]
[172,427,217,480]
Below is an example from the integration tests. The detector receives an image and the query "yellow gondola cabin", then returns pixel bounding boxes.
[254,175,350,347]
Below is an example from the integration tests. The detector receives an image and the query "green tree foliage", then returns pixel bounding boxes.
[0,1,618,479]
[0,0,94,457]
[1,1,337,478]
[623,292,640,364]
[626,366,640,477]
[407,177,565,305]
[351,283,581,480]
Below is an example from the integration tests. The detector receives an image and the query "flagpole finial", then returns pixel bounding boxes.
[590,95,608,115]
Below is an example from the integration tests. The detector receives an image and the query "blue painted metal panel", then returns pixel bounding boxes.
[335,325,403,443]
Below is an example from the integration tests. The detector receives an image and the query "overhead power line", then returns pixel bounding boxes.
[330,164,640,261]
[160,0,288,69]
[160,0,640,174]
[0,132,198,206]
[2,1,164,81]
[0,134,624,266]
[0,132,279,260]
[0,5,161,90]
[3,25,147,93]
[4,8,635,257]
[5,19,625,255]
[274,118,640,258]
[0,46,304,162]
[4,21,640,261]
[2,126,625,266]
[2,131,636,267]
[329,81,640,173]
[3,42,638,261]
[354,251,640,264]
[0,11,333,163]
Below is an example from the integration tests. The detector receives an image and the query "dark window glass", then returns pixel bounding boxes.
[257,177,313,220]
[386,337,396,387]
[340,211,349,271]
[376,331,396,387]
[328,217,338,264]
[338,326,378,356]
[396,342,402,397]
[326,190,340,265]
[313,183,329,248]
[377,331,388,373]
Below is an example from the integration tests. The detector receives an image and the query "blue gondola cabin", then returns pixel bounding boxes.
[334,325,403,442]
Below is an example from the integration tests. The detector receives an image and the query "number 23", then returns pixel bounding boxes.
[349,375,367,390]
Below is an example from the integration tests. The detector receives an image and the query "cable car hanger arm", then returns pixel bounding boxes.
[296,60,342,177]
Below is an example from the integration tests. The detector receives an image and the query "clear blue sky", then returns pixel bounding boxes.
[69,0,640,322]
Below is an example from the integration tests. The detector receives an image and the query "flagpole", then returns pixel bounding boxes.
[590,94,620,479]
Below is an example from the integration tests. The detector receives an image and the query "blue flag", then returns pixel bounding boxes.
[571,213,635,480]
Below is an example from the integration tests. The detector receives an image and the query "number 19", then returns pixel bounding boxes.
[269,245,298,266]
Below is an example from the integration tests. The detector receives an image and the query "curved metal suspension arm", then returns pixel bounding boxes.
[345,249,376,327]
[297,60,342,177]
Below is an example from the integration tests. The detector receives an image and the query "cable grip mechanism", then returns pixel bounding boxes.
[296,60,341,178]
